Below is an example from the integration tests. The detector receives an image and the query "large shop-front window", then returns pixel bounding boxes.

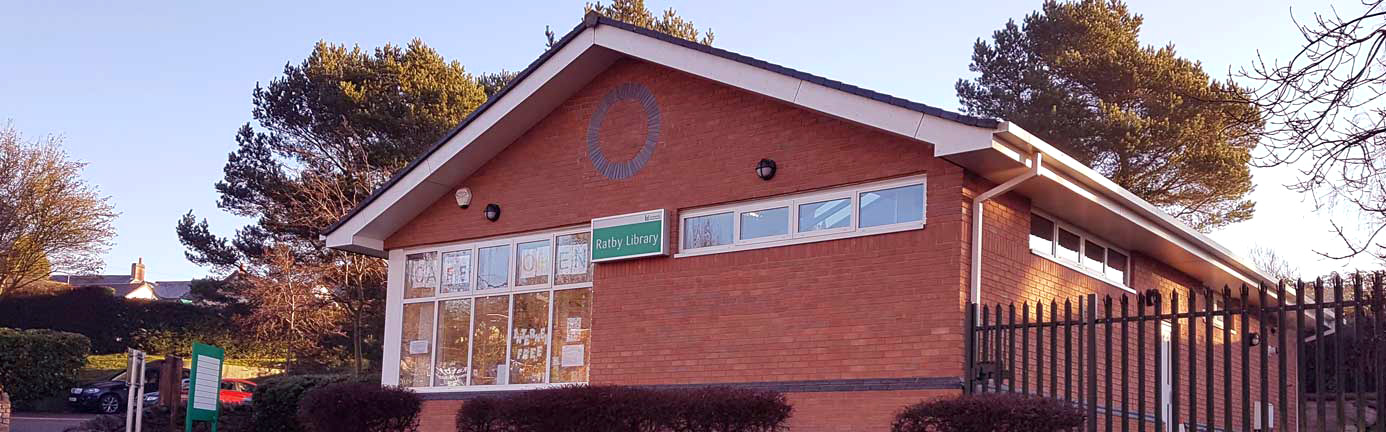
[679,176,926,256]
[398,228,593,389]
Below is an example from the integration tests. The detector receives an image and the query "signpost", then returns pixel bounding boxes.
[591,209,666,262]
[124,349,146,432]
[185,343,224,432]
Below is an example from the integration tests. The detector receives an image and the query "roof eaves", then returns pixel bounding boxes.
[320,16,600,236]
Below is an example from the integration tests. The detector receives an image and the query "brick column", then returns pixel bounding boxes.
[0,384,11,432]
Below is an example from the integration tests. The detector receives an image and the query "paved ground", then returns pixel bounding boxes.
[9,413,96,432]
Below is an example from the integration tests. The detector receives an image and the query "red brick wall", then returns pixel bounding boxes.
[389,58,972,432]
[969,176,1299,431]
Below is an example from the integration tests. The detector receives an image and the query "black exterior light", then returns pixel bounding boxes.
[1247,331,1261,347]
[756,158,777,181]
[483,204,501,222]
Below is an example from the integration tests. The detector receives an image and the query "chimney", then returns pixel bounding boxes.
[131,258,146,283]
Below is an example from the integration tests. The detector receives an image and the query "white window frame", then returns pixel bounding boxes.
[1028,210,1134,292]
[394,225,593,393]
[677,175,926,258]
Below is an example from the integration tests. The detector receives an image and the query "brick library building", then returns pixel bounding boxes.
[326,15,1298,432]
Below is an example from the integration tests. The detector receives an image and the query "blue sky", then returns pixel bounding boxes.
[0,0,1375,280]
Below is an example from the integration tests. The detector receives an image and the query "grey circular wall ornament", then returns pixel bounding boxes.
[586,83,661,180]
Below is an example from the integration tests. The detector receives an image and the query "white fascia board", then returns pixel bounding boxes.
[792,80,925,138]
[593,26,800,102]
[326,28,599,256]
[992,122,1277,290]
[425,29,597,177]
[381,249,405,386]
[594,24,994,147]
[915,115,995,155]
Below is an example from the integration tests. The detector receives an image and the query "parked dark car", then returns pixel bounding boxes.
[68,366,188,414]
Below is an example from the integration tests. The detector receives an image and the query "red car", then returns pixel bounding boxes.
[217,378,257,405]
[156,377,257,406]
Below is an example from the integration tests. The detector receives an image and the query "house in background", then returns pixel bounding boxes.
[51,258,193,302]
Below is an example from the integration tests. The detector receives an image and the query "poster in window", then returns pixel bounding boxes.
[516,240,551,286]
[555,233,592,285]
[557,244,588,276]
[440,250,471,294]
[404,252,438,299]
[561,345,585,367]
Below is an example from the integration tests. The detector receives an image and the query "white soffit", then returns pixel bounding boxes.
[975,122,1279,295]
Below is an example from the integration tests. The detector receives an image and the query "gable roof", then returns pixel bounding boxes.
[321,13,998,246]
[322,13,1279,297]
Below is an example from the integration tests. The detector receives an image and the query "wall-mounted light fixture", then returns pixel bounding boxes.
[1247,332,1261,347]
[756,159,777,181]
[455,187,473,209]
[484,204,501,222]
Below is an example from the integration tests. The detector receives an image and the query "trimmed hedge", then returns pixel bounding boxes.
[0,328,90,409]
[892,393,1084,432]
[0,286,265,357]
[251,374,357,432]
[455,385,791,432]
[298,383,421,432]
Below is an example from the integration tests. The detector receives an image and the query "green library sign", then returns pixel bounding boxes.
[186,343,224,432]
[591,209,666,262]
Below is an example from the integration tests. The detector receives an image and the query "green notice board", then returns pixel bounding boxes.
[591,209,666,262]
[186,343,224,432]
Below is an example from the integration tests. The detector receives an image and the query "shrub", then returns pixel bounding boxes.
[64,404,253,432]
[892,393,1084,432]
[0,328,90,409]
[251,374,355,432]
[455,385,791,432]
[298,383,421,432]
[65,414,124,432]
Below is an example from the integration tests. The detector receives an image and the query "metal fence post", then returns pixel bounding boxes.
[1087,293,1098,432]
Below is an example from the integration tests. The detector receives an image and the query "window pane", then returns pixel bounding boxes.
[515,240,552,287]
[440,250,471,295]
[1084,240,1106,271]
[739,207,789,240]
[1029,214,1055,254]
[1106,250,1128,284]
[399,302,434,387]
[859,184,924,228]
[405,252,438,299]
[1057,229,1081,262]
[476,245,510,292]
[683,212,733,249]
[554,233,593,285]
[470,295,509,385]
[509,292,550,384]
[434,299,471,387]
[798,198,851,233]
[551,288,592,383]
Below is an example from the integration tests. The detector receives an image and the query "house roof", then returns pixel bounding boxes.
[52,275,193,300]
[321,13,1281,300]
[152,281,193,300]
